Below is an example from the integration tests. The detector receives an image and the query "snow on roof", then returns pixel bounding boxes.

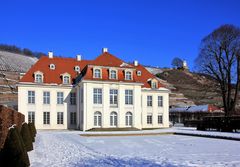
[170,105,209,113]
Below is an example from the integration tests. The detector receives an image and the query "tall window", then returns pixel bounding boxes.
[93,88,102,104]
[63,76,70,84]
[125,90,133,105]
[158,96,163,107]
[28,111,35,124]
[35,74,43,83]
[94,111,102,127]
[43,91,50,104]
[43,112,50,124]
[70,112,77,125]
[158,114,163,124]
[147,96,153,107]
[125,112,132,126]
[28,91,35,104]
[110,89,118,106]
[57,92,64,104]
[57,112,64,124]
[70,92,76,105]
[147,114,152,124]
[110,70,117,79]
[152,81,157,89]
[125,71,132,80]
[110,112,118,126]
[94,69,101,78]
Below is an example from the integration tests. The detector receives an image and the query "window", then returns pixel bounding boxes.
[147,114,152,124]
[57,92,64,104]
[70,112,76,125]
[93,88,102,104]
[152,81,157,89]
[28,111,35,124]
[158,114,163,124]
[63,75,70,84]
[125,90,133,105]
[75,66,80,72]
[110,112,117,126]
[158,96,163,107]
[28,91,35,104]
[94,111,102,127]
[70,92,76,105]
[147,96,153,107]
[80,88,83,103]
[110,89,118,106]
[125,71,132,80]
[43,112,50,124]
[137,71,142,76]
[43,91,50,104]
[94,69,101,78]
[35,74,43,83]
[125,112,132,126]
[57,112,64,124]
[110,70,117,79]
[50,64,55,70]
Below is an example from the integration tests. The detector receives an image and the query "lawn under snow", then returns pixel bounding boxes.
[29,129,240,167]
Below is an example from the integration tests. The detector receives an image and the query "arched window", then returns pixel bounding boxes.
[63,75,70,84]
[35,74,43,83]
[125,112,132,126]
[94,69,101,78]
[94,111,102,127]
[110,70,117,79]
[110,112,117,127]
[125,71,132,80]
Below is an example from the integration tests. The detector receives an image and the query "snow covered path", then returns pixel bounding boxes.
[29,130,240,167]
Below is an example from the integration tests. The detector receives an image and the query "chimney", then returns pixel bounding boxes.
[134,60,138,66]
[48,51,53,59]
[102,48,108,53]
[76,54,81,61]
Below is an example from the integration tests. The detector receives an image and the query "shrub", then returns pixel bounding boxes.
[27,123,35,143]
[21,123,33,152]
[0,126,30,167]
[29,122,37,137]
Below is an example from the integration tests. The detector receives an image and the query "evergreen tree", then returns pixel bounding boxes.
[21,123,33,151]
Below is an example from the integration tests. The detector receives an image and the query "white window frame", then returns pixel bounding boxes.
[125,70,132,80]
[57,92,64,104]
[147,114,152,124]
[43,91,50,104]
[50,64,55,70]
[125,112,133,126]
[43,112,50,124]
[74,66,80,72]
[28,111,35,124]
[158,114,163,124]
[34,71,43,83]
[151,80,158,89]
[147,95,153,107]
[110,89,118,106]
[109,69,117,79]
[93,68,102,78]
[137,71,142,76]
[70,92,76,105]
[93,88,102,104]
[61,73,71,84]
[110,112,118,127]
[158,96,163,107]
[125,89,133,105]
[28,91,35,104]
[57,112,64,124]
[94,111,102,127]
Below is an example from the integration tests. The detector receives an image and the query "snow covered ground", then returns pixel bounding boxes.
[29,129,240,167]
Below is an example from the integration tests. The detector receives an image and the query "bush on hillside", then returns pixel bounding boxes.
[0,126,30,167]
[21,123,33,152]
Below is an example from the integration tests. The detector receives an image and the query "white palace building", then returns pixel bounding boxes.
[18,48,170,131]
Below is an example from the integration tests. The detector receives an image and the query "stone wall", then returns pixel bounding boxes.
[0,105,24,149]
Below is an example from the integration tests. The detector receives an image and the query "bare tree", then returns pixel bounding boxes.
[171,57,183,69]
[195,24,240,116]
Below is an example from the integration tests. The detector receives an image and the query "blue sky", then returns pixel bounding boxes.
[0,0,240,70]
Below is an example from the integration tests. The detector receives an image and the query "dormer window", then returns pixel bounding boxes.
[50,64,55,70]
[125,71,132,80]
[151,81,158,89]
[61,73,71,84]
[110,70,117,79]
[34,71,43,83]
[74,66,80,73]
[94,68,101,78]
[137,71,142,76]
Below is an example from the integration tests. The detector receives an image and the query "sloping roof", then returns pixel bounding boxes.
[20,52,164,88]
[170,105,222,113]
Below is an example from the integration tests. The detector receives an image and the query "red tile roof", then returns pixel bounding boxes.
[20,52,164,88]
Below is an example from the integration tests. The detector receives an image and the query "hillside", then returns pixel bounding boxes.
[0,51,38,109]
[155,69,223,107]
